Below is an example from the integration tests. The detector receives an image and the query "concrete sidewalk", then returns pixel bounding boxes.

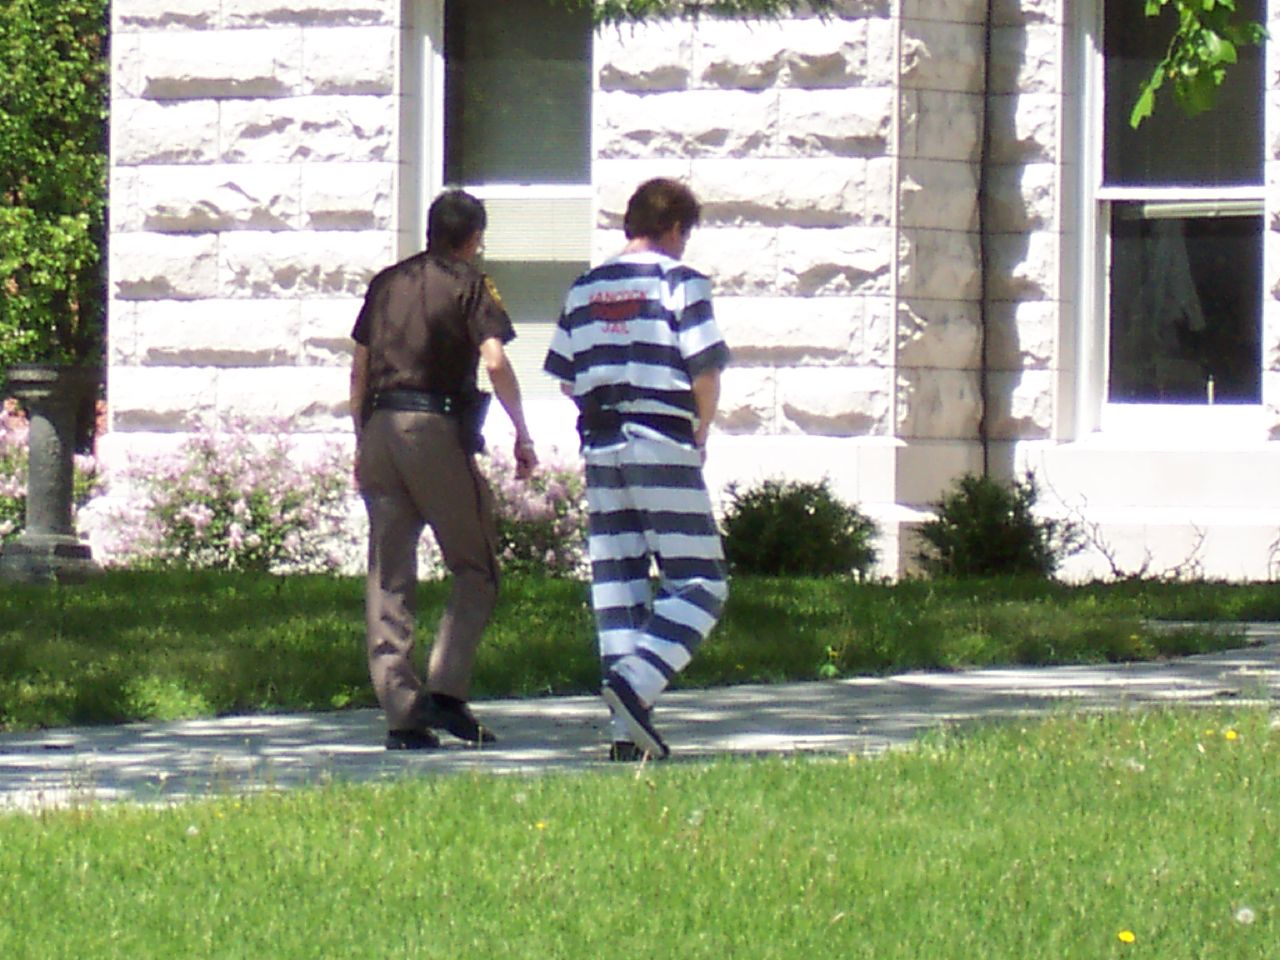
[3,625,1278,812]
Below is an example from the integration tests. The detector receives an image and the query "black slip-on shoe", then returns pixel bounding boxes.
[601,673,669,760]
[418,694,497,744]
[385,728,441,751]
[609,740,646,762]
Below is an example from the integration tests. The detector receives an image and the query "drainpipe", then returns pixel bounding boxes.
[976,0,995,477]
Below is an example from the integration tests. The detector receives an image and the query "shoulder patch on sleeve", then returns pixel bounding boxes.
[483,275,506,311]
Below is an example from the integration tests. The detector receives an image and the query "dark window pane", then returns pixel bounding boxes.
[1104,0,1262,186]
[445,0,591,184]
[1108,208,1261,403]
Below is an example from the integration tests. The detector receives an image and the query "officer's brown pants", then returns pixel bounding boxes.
[358,409,499,730]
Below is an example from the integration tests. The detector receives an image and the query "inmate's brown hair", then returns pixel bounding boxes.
[623,178,701,241]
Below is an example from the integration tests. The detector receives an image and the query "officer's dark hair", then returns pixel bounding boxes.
[623,178,701,241]
[427,189,487,254]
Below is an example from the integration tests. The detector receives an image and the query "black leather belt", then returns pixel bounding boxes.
[370,390,462,416]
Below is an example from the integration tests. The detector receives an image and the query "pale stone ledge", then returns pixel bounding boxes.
[986,162,1058,233]
[219,231,393,298]
[594,159,694,228]
[990,24,1063,96]
[136,165,302,233]
[988,93,1060,164]
[596,90,778,160]
[898,159,979,231]
[777,366,892,436]
[300,163,395,230]
[986,369,1054,440]
[986,231,1060,302]
[900,19,984,93]
[684,227,780,296]
[132,300,303,367]
[690,158,867,228]
[896,299,981,370]
[900,0,985,23]
[718,367,776,434]
[114,0,219,32]
[715,296,858,363]
[301,299,363,365]
[985,299,1058,370]
[220,96,397,164]
[224,0,395,28]
[596,19,694,92]
[899,90,982,162]
[302,27,397,95]
[896,368,981,439]
[777,88,895,157]
[897,229,980,301]
[112,99,220,166]
[778,226,895,296]
[112,234,220,301]
[139,30,303,100]
[109,367,220,431]
[214,367,350,432]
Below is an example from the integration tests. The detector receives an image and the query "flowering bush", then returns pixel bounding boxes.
[0,397,100,544]
[106,419,355,574]
[483,449,587,578]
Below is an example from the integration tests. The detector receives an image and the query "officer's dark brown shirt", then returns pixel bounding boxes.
[352,251,515,396]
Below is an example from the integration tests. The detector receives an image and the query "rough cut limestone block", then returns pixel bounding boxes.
[899,0,985,23]
[900,90,982,162]
[594,158,693,228]
[986,231,1060,301]
[301,299,363,365]
[214,367,350,431]
[777,88,895,157]
[985,298,1058,370]
[691,20,789,90]
[690,158,867,228]
[897,229,980,301]
[778,226,895,296]
[114,0,220,32]
[112,99,220,165]
[717,367,776,434]
[986,162,1057,232]
[300,163,394,230]
[112,234,220,301]
[777,366,892,436]
[861,295,895,365]
[112,33,144,99]
[109,366,219,431]
[898,159,979,231]
[896,368,981,440]
[139,30,303,100]
[110,169,142,232]
[596,90,778,160]
[896,299,981,369]
[715,296,857,363]
[137,165,301,232]
[900,19,984,93]
[990,24,1063,96]
[864,157,896,226]
[109,304,139,365]
[133,300,302,366]
[596,19,694,92]
[684,227,780,296]
[219,231,393,298]
[224,0,395,28]
[783,19,877,89]
[863,17,898,88]
[220,96,396,164]
[302,27,397,95]
[985,369,1054,440]
[988,92,1059,164]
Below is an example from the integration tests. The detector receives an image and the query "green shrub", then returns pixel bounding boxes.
[721,477,878,577]
[916,472,1083,579]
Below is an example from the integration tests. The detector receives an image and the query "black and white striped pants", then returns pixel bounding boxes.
[586,435,728,707]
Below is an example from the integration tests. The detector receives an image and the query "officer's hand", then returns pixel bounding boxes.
[514,438,537,480]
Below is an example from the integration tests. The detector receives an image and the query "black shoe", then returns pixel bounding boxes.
[385,728,441,751]
[601,672,669,760]
[609,740,646,762]
[417,693,497,744]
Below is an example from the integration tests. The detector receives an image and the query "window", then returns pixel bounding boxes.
[443,0,593,398]
[1095,0,1263,414]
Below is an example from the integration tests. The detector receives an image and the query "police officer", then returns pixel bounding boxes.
[350,189,537,750]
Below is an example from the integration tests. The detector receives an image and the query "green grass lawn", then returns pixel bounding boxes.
[0,707,1274,959]
[1,570,1277,731]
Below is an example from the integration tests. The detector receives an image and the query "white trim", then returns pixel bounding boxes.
[1095,185,1266,202]
[1099,403,1269,445]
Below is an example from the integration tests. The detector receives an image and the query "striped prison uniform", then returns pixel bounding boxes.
[544,250,731,711]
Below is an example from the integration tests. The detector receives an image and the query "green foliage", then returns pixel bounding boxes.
[916,473,1084,579]
[1130,0,1268,128]
[721,477,878,578]
[0,1,108,379]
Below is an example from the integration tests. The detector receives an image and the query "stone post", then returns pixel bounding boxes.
[0,364,101,583]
